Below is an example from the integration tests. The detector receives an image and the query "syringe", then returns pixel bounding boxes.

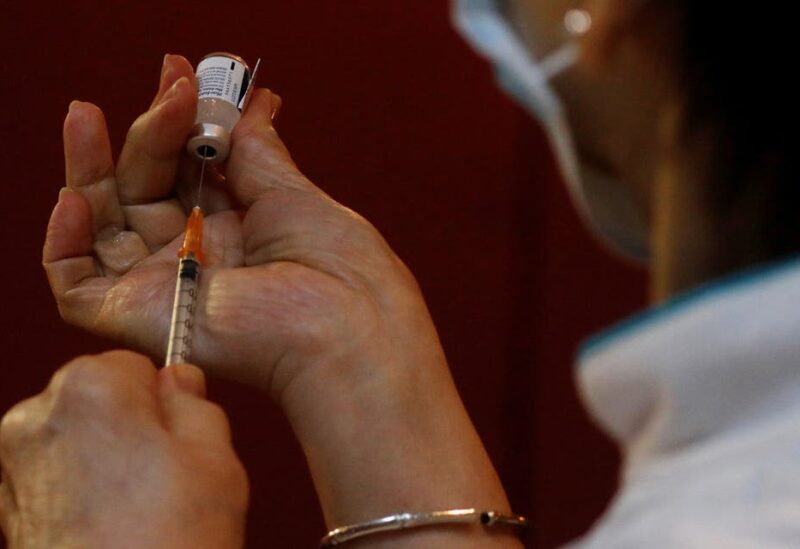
[165,162,207,366]
[166,51,258,367]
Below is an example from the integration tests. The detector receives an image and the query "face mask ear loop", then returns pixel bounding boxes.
[540,42,581,80]
[539,5,594,79]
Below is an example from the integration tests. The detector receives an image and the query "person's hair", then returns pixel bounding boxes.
[664,2,798,259]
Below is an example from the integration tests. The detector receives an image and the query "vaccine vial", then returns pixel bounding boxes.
[186,53,254,164]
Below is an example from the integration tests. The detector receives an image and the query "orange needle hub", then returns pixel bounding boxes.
[178,206,206,264]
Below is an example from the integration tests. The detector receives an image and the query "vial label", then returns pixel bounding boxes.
[196,56,249,110]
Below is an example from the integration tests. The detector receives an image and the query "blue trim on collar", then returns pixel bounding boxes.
[577,255,800,363]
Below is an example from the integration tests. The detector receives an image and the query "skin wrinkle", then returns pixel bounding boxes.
[122,200,187,253]
[201,278,281,392]
[207,266,361,387]
[234,190,417,354]
[61,275,113,301]
[239,188,314,249]
[276,275,424,413]
[275,242,398,298]
[59,277,112,327]
[95,269,172,346]
[201,211,244,267]
[241,194,392,294]
[44,256,101,292]
[204,264,343,341]
[75,177,124,236]
[273,301,388,409]
[233,158,309,199]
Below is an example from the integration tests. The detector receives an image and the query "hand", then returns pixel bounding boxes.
[43,53,429,396]
[0,351,248,548]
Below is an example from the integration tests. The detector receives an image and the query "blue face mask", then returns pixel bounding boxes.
[452,0,650,263]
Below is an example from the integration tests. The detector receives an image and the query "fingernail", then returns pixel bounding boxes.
[166,363,206,397]
[158,54,169,82]
[160,54,175,83]
[58,186,74,199]
[161,76,187,104]
[68,100,82,113]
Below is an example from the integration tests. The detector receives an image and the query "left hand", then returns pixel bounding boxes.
[41,55,518,543]
[42,54,405,393]
[0,351,248,548]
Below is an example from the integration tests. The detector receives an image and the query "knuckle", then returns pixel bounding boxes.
[49,356,123,412]
[0,403,27,450]
[124,114,173,163]
[0,397,46,455]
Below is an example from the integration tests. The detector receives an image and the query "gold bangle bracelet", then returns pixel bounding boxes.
[320,508,529,547]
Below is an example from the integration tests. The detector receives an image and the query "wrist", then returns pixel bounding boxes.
[277,323,513,533]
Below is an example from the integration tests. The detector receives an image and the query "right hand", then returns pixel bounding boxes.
[0,351,248,549]
[43,54,439,400]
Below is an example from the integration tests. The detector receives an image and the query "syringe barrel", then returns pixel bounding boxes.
[165,257,200,366]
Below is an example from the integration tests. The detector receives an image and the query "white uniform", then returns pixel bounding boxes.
[573,259,800,548]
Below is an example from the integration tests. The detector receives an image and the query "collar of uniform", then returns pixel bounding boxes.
[576,256,800,466]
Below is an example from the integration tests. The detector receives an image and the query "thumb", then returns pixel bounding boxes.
[159,364,232,444]
[163,363,206,397]
[227,88,319,206]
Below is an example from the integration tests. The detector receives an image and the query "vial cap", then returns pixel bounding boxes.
[186,123,231,164]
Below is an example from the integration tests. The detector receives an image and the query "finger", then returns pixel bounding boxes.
[151,54,193,109]
[42,188,105,302]
[116,67,197,208]
[112,55,197,251]
[64,101,125,236]
[0,394,51,472]
[158,364,233,444]
[226,89,319,207]
[163,363,206,398]
[48,351,162,425]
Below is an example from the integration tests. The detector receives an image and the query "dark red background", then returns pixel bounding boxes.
[0,2,646,547]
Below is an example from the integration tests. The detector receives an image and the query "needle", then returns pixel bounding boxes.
[196,154,208,208]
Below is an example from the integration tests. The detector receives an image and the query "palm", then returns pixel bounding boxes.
[88,207,244,349]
